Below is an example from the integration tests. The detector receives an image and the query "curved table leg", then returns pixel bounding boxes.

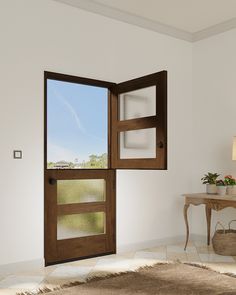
[184,204,190,250]
[205,205,212,245]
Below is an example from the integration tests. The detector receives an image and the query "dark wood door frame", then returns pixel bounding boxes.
[44,71,116,171]
[44,72,116,266]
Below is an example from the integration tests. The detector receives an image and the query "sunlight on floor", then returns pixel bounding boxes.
[0,239,236,295]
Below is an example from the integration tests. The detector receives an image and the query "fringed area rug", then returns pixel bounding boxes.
[17,263,236,295]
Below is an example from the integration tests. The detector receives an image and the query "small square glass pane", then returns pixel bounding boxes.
[57,179,106,204]
[119,86,156,121]
[57,212,105,240]
[120,128,156,159]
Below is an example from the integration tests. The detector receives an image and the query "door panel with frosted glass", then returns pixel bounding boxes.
[111,71,167,169]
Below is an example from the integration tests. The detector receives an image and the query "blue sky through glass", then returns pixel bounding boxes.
[47,79,108,164]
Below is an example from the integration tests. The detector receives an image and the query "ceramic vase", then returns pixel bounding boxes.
[226,185,236,195]
[217,186,226,195]
[206,184,217,194]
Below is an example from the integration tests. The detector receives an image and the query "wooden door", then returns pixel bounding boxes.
[111,71,167,169]
[44,70,167,265]
[44,170,116,265]
[44,72,116,265]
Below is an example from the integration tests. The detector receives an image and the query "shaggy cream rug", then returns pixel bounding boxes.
[18,263,236,295]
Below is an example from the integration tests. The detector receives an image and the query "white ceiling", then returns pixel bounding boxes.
[54,0,236,41]
[94,0,236,33]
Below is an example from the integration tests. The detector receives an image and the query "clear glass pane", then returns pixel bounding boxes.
[120,128,156,159]
[57,179,106,204]
[47,79,108,169]
[119,86,156,121]
[57,212,105,240]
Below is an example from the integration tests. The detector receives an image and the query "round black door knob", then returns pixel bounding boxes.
[49,178,57,185]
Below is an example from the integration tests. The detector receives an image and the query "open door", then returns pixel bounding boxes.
[44,70,167,266]
[44,72,116,265]
[111,71,167,169]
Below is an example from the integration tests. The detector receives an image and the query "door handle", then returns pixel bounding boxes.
[49,178,57,185]
[158,141,164,148]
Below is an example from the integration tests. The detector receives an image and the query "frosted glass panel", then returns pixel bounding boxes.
[47,79,108,169]
[57,212,105,240]
[119,86,156,121]
[120,128,156,159]
[57,179,106,204]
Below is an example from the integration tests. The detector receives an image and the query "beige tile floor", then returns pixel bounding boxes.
[0,240,236,295]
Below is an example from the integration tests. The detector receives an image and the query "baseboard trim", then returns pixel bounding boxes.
[117,234,206,253]
[0,259,44,276]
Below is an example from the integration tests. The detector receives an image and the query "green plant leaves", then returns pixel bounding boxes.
[201,172,220,184]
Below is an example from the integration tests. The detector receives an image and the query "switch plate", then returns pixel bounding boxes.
[13,150,22,159]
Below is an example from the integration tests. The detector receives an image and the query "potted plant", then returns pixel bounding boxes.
[201,172,220,194]
[216,179,227,195]
[224,175,236,195]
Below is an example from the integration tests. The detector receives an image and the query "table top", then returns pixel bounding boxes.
[182,193,236,202]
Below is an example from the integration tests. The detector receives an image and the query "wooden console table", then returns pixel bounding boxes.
[183,193,236,250]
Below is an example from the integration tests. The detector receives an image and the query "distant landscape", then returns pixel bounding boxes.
[47,153,107,169]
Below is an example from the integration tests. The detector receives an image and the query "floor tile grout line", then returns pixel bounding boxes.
[1,241,236,293]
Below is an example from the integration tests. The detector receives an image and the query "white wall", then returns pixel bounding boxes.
[0,0,193,265]
[192,29,236,235]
